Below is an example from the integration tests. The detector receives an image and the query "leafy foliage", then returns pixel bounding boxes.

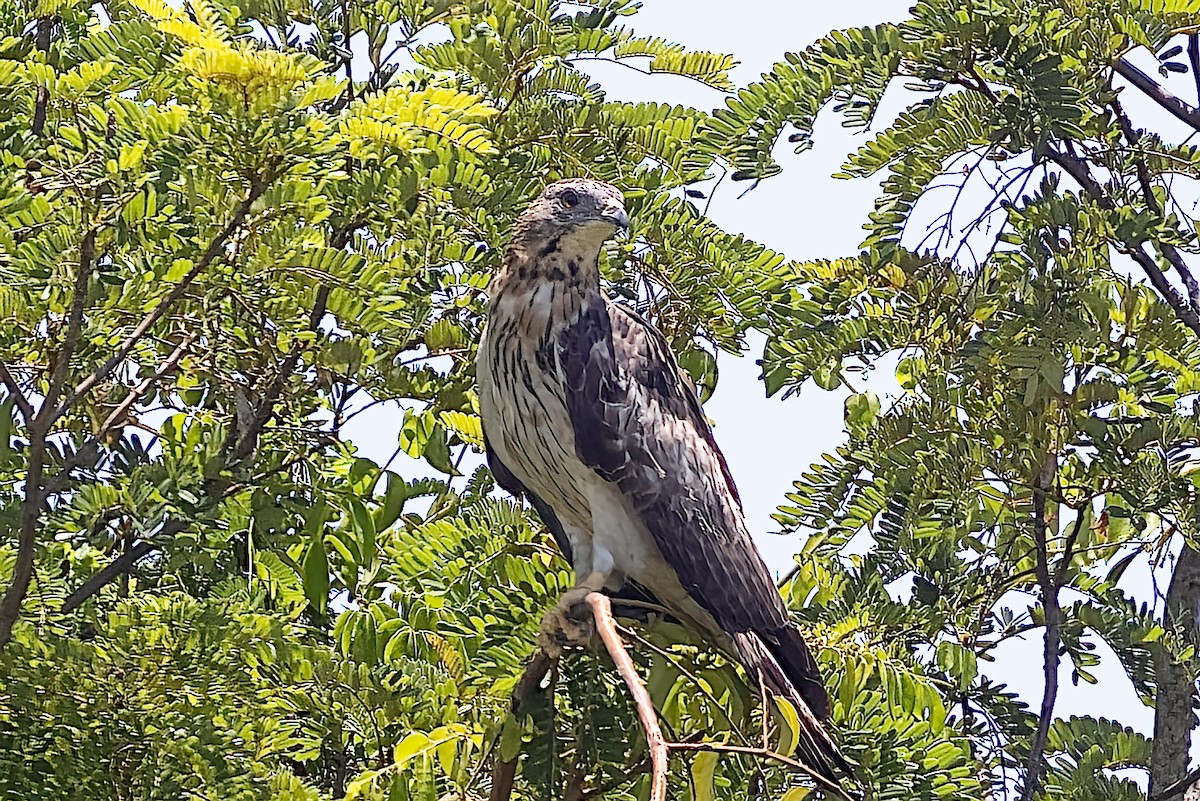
[699,0,1200,798]
[7,0,1200,799]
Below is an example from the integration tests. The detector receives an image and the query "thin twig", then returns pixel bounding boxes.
[0,360,34,422]
[96,335,194,434]
[668,742,849,799]
[586,592,669,801]
[57,183,265,422]
[1019,452,1060,801]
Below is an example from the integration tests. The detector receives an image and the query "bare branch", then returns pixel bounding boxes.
[31,17,52,137]
[586,592,669,801]
[0,360,35,422]
[96,334,194,434]
[0,435,46,650]
[1114,58,1200,134]
[489,649,556,801]
[1019,452,1061,801]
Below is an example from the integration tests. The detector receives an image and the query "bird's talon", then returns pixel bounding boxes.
[538,591,596,653]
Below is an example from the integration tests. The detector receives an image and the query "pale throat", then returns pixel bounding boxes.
[496,228,608,298]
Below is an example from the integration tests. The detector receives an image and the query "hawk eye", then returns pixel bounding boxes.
[560,190,579,209]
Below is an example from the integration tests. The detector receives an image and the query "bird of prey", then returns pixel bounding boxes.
[477,178,849,786]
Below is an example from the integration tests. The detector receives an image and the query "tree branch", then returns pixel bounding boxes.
[489,649,555,801]
[1150,543,1200,800]
[1114,58,1200,134]
[1043,145,1200,337]
[668,741,849,799]
[96,335,194,435]
[1111,99,1200,311]
[56,183,265,423]
[54,273,327,611]
[586,592,669,801]
[0,359,34,423]
[229,284,329,464]
[0,434,45,650]
[489,595,670,801]
[59,538,159,613]
[42,226,96,416]
[1020,452,1061,801]
[1151,762,1200,801]
[31,17,52,137]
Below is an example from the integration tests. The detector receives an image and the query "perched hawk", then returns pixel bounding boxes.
[477,179,848,785]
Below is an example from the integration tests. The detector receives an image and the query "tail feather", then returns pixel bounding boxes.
[731,633,854,797]
[764,623,833,721]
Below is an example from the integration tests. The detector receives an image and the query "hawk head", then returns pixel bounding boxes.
[511,179,630,252]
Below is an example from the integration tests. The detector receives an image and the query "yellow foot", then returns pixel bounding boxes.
[538,586,598,656]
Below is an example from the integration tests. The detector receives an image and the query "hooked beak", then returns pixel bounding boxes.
[603,206,631,235]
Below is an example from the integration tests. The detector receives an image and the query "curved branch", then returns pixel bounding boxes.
[586,592,669,801]
[488,649,555,801]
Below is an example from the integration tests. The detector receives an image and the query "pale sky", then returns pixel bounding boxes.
[341,0,1190,754]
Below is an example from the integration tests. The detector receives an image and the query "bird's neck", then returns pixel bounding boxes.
[488,242,603,340]
[492,237,602,301]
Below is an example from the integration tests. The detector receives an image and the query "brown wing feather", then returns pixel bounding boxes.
[557,297,833,722]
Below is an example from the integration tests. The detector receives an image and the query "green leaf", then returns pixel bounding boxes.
[498,713,522,762]
[812,359,842,391]
[302,532,330,614]
[844,391,881,434]
[690,751,718,801]
[935,642,978,691]
[773,697,801,758]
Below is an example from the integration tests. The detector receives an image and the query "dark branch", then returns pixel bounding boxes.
[1020,452,1061,801]
[42,227,96,417]
[229,284,329,464]
[1043,145,1200,337]
[1115,58,1200,134]
[96,335,194,435]
[1150,763,1200,801]
[31,17,52,137]
[1112,99,1200,311]
[489,649,555,801]
[60,538,159,613]
[0,360,34,423]
[56,271,333,610]
[0,435,46,650]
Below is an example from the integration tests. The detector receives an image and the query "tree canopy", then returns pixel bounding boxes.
[5,0,1200,800]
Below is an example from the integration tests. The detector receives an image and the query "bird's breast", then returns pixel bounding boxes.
[478,302,593,530]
